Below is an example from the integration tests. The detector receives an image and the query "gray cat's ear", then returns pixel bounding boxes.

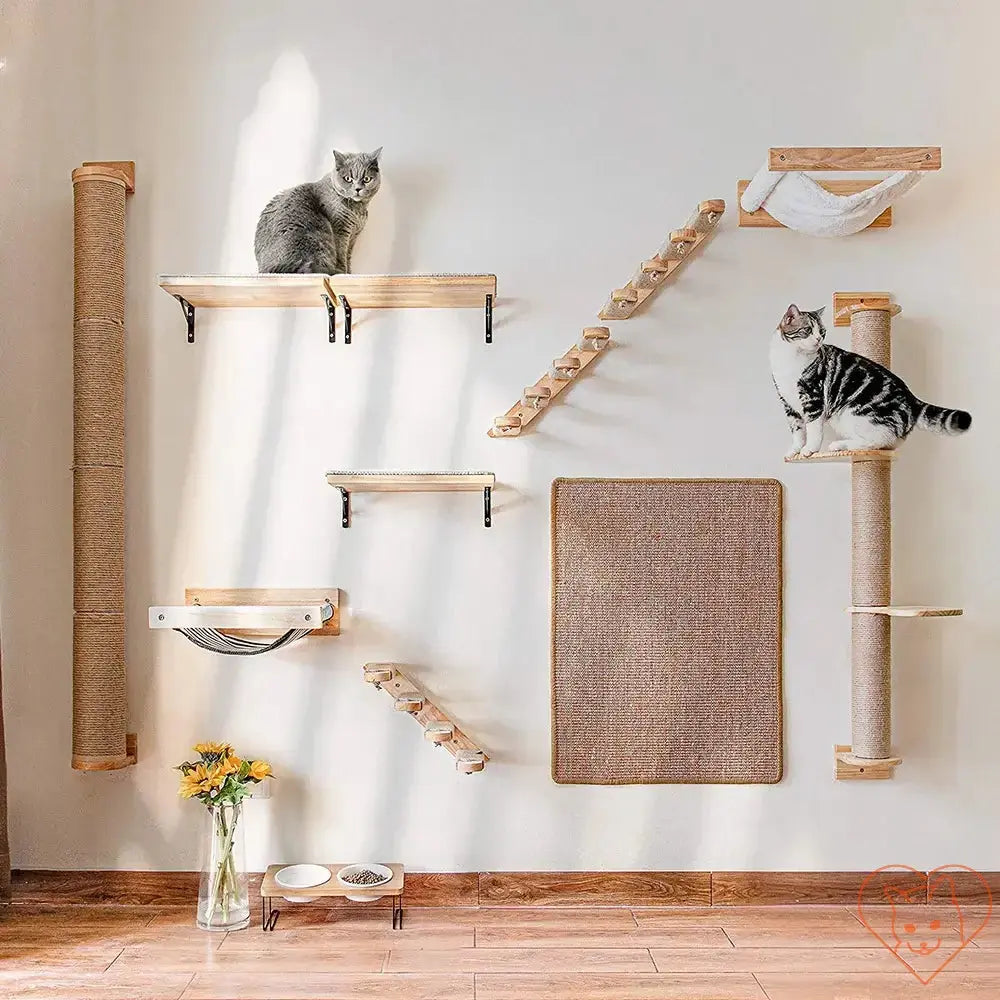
[785,303,800,318]
[814,305,826,318]
[332,149,347,169]
[369,146,383,163]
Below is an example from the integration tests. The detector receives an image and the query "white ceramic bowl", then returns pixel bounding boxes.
[336,862,393,902]
[274,863,331,902]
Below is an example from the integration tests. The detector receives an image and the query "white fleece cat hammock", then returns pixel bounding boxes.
[740,166,922,237]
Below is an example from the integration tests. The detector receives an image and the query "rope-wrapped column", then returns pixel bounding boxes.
[71,163,132,770]
[850,307,893,759]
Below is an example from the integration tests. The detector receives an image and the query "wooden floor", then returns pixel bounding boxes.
[1,900,998,998]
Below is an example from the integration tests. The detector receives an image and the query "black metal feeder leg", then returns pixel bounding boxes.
[484,487,492,528]
[176,296,196,344]
[485,294,493,344]
[324,294,336,343]
[340,295,352,344]
[262,896,279,931]
[339,488,350,528]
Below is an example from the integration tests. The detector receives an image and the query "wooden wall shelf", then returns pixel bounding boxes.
[833,292,902,327]
[488,328,610,438]
[847,606,963,618]
[158,272,497,344]
[737,180,893,230]
[784,449,896,464]
[326,471,496,527]
[768,146,941,172]
[363,663,487,774]
[597,200,724,321]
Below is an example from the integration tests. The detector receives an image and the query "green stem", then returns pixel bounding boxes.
[205,805,239,925]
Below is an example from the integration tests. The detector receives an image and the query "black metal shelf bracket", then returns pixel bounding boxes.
[340,295,352,344]
[323,294,336,343]
[338,487,350,527]
[485,293,493,344]
[484,486,492,528]
[175,295,196,343]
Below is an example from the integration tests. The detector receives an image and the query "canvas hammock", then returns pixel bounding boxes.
[740,163,923,237]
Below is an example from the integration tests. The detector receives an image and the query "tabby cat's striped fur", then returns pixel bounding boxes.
[771,304,971,457]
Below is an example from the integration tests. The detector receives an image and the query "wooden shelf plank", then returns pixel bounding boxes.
[737,180,892,230]
[847,606,963,618]
[768,146,941,172]
[327,274,495,309]
[835,745,902,781]
[832,292,901,327]
[159,273,496,310]
[598,200,724,321]
[149,604,328,631]
[325,471,494,492]
[784,449,896,464]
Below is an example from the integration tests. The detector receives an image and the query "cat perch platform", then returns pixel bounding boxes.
[149,588,340,655]
[326,471,496,527]
[158,273,497,343]
[738,146,941,235]
[363,663,487,774]
[785,293,963,780]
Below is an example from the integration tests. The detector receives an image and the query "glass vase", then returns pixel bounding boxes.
[197,801,250,931]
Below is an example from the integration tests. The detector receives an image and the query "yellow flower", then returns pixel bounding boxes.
[217,754,242,776]
[248,760,273,781]
[178,763,209,798]
[193,741,231,757]
[203,764,228,792]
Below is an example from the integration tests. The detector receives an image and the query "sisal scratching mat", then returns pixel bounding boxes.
[551,478,783,784]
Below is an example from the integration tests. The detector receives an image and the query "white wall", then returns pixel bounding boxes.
[3,0,1000,873]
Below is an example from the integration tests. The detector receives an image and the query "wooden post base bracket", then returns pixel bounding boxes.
[835,745,902,781]
[598,200,724,321]
[363,663,487,774]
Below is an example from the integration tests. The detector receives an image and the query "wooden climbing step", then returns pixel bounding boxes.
[362,663,488,773]
[785,450,896,464]
[847,606,963,618]
[598,200,724,321]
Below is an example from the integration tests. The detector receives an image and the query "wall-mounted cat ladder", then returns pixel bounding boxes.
[598,200,724,321]
[785,294,963,780]
[488,327,610,437]
[158,273,497,344]
[326,471,496,527]
[738,147,941,233]
[363,663,487,773]
[149,588,340,655]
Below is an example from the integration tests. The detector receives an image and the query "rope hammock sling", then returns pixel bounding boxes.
[175,601,335,656]
[740,163,923,237]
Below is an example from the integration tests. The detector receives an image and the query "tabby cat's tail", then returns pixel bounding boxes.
[917,401,972,435]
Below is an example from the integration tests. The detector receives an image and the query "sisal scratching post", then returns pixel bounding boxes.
[849,305,894,763]
[71,162,134,770]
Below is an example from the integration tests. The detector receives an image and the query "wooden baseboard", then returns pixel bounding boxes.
[10,869,996,907]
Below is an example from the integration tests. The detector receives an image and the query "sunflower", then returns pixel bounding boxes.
[247,760,273,781]
[216,754,242,777]
[193,741,231,758]
[178,763,209,798]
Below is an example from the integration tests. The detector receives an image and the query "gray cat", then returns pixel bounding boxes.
[254,148,382,274]
[771,303,971,457]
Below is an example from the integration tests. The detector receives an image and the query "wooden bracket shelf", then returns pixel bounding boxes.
[785,449,896,464]
[833,292,902,327]
[847,606,963,618]
[598,200,724,321]
[488,328,610,438]
[158,273,497,344]
[149,588,341,637]
[835,745,902,781]
[363,664,487,773]
[326,471,496,527]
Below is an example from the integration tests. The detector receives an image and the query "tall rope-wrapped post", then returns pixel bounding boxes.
[850,307,893,759]
[71,162,134,771]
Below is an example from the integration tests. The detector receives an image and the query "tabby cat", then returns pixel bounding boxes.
[254,148,382,274]
[771,303,971,457]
